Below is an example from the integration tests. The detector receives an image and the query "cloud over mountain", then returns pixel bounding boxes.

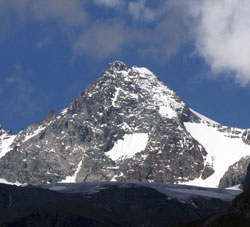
[1,0,250,86]
[187,0,250,85]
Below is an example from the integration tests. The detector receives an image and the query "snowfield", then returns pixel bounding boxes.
[105,133,149,161]
[0,133,16,159]
[184,120,250,188]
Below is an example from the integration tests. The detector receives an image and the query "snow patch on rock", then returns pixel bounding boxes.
[60,160,83,183]
[159,106,177,118]
[105,133,149,161]
[226,184,242,191]
[0,134,16,159]
[134,67,154,76]
[23,126,46,142]
[0,177,23,186]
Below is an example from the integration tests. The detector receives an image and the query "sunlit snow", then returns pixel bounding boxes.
[226,184,242,191]
[23,126,46,142]
[190,108,219,125]
[60,160,83,183]
[0,178,23,186]
[105,133,148,161]
[183,122,250,188]
[134,67,154,76]
[112,87,121,107]
[159,106,177,118]
[0,134,16,159]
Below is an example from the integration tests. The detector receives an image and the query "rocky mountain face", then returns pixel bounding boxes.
[0,61,249,187]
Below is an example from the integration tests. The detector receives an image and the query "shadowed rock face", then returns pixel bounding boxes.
[179,167,250,227]
[0,183,236,227]
[242,163,250,191]
[0,61,208,185]
[179,190,250,227]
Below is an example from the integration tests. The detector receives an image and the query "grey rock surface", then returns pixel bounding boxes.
[219,156,250,188]
[0,61,209,185]
[0,61,248,187]
[242,129,250,145]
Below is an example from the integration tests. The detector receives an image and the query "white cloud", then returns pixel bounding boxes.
[128,0,156,21]
[31,0,87,27]
[0,0,87,28]
[2,65,39,116]
[93,0,125,8]
[73,21,128,58]
[187,0,250,85]
[4,0,250,88]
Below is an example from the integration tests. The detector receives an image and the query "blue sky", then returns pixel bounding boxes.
[1,0,250,133]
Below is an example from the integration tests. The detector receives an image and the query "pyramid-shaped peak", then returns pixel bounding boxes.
[106,61,129,72]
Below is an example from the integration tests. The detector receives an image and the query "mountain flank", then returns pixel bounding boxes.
[0,61,249,188]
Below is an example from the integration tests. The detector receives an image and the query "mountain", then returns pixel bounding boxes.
[0,182,240,227]
[0,61,249,188]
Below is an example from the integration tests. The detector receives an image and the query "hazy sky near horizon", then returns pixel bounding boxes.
[1,0,250,132]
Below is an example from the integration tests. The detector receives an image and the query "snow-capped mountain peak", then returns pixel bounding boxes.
[0,61,249,189]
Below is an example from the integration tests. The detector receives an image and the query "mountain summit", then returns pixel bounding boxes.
[0,61,249,187]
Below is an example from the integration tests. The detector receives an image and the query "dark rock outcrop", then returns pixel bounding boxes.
[242,163,250,191]
[219,156,250,188]
[180,189,250,227]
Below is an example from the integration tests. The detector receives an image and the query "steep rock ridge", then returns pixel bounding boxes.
[0,61,249,187]
[0,61,207,185]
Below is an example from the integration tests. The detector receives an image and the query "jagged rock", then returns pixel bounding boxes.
[201,163,215,180]
[242,129,250,145]
[219,156,250,188]
[45,109,55,122]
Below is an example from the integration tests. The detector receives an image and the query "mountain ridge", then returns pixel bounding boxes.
[0,61,249,188]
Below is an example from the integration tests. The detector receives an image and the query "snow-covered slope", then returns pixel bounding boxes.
[105,133,149,161]
[183,120,250,188]
[0,127,16,159]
